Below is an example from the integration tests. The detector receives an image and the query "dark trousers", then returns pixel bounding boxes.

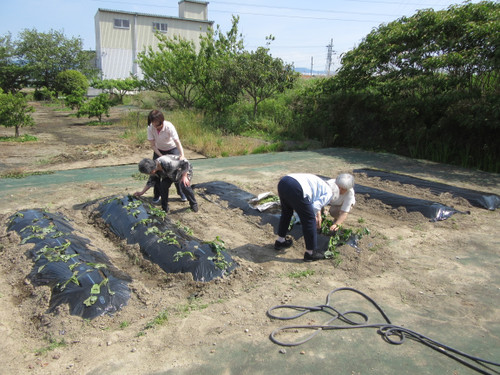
[277,176,317,252]
[152,148,186,200]
[159,177,197,212]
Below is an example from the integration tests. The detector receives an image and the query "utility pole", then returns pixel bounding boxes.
[310,56,314,76]
[325,38,335,76]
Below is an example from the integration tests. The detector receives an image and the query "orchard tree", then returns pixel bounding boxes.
[138,35,200,108]
[0,89,35,137]
[0,34,30,93]
[77,94,112,123]
[91,77,141,103]
[16,29,97,90]
[237,44,298,118]
[196,15,245,113]
[55,70,89,109]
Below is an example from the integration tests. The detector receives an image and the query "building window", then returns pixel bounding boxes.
[114,18,130,29]
[153,22,168,33]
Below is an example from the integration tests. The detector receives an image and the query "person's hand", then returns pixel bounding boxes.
[316,211,322,229]
[180,174,190,187]
[134,191,143,197]
[330,223,339,232]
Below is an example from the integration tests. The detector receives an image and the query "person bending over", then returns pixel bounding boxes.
[274,173,336,262]
[134,155,198,213]
[325,173,356,232]
[147,109,187,204]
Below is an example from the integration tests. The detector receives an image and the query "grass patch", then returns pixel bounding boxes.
[34,337,66,355]
[0,134,38,142]
[144,309,169,330]
[287,269,315,278]
[0,170,55,179]
[118,106,317,158]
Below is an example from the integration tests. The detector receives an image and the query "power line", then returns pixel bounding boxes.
[209,1,402,17]
[210,9,382,23]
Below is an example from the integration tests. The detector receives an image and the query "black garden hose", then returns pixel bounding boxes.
[267,287,500,375]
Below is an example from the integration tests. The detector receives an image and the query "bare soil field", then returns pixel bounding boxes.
[0,103,499,375]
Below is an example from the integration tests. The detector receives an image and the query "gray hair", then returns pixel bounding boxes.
[138,158,156,174]
[335,173,354,190]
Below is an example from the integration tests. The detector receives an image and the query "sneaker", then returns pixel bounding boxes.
[190,203,199,212]
[152,197,161,205]
[180,197,188,202]
[274,238,293,250]
[303,252,325,262]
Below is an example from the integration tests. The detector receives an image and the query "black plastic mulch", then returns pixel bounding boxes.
[7,209,131,320]
[354,168,499,211]
[97,195,237,282]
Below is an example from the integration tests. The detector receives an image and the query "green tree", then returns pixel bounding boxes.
[16,29,97,90]
[90,77,140,104]
[298,1,499,172]
[0,34,30,93]
[77,94,111,122]
[237,43,298,118]
[0,89,35,137]
[196,16,245,114]
[55,70,89,109]
[138,35,200,108]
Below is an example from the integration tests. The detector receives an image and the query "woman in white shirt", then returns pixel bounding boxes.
[274,173,355,262]
[326,173,356,232]
[147,110,187,203]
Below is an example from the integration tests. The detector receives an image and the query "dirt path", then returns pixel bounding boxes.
[0,104,499,375]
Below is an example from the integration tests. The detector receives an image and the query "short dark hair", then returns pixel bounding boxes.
[138,158,156,174]
[148,109,164,126]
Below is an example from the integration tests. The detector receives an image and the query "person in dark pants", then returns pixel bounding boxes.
[133,155,198,213]
[147,109,187,203]
[274,173,337,261]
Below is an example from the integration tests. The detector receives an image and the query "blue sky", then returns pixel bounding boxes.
[0,0,482,72]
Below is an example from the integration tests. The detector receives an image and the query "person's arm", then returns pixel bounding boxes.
[134,184,151,197]
[330,211,348,231]
[149,139,163,158]
[174,138,185,159]
[134,173,158,196]
[315,210,322,229]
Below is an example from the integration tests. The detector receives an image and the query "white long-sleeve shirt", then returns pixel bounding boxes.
[288,173,335,213]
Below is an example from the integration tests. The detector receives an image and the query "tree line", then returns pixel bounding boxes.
[1,1,498,172]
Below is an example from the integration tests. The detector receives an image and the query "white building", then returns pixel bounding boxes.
[94,1,213,80]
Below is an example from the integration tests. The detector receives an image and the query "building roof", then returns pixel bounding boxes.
[97,8,213,25]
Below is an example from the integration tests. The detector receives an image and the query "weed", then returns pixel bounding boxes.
[120,321,130,329]
[131,171,148,181]
[0,169,54,179]
[34,336,66,355]
[0,134,38,143]
[288,269,315,278]
[145,309,168,329]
